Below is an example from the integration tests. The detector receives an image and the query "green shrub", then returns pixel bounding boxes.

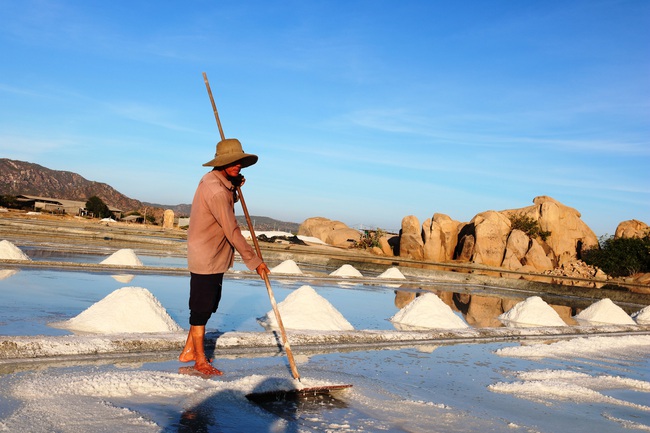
[0,195,20,209]
[354,229,386,250]
[582,234,650,277]
[509,214,551,241]
[86,196,111,219]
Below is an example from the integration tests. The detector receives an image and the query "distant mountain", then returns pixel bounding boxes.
[0,158,143,211]
[235,215,300,233]
[0,158,300,231]
[142,201,192,217]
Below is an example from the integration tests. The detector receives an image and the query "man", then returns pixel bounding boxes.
[179,138,270,376]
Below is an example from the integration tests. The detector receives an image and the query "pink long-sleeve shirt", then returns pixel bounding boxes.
[187,170,262,274]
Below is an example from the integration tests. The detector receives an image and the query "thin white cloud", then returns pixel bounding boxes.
[0,83,46,98]
[102,101,198,133]
[333,108,650,156]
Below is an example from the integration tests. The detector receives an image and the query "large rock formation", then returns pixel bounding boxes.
[532,196,598,266]
[398,196,599,273]
[300,196,640,282]
[615,219,649,239]
[297,217,361,248]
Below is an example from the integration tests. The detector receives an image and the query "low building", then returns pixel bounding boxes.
[16,195,122,218]
[122,214,144,223]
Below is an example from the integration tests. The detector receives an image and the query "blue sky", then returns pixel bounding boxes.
[1,0,648,235]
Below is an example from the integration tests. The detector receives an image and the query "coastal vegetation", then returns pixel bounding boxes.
[583,234,650,277]
[354,228,386,250]
[85,196,112,219]
[509,213,551,241]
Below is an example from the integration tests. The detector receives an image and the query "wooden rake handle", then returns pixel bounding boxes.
[202,72,301,381]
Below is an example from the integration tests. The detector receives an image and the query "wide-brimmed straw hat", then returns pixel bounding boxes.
[202,138,258,168]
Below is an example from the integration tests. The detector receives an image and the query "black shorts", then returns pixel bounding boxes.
[189,272,224,326]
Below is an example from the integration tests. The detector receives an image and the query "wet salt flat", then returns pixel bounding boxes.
[1,250,649,432]
[0,267,402,337]
[21,245,189,268]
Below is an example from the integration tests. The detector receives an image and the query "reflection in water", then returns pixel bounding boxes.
[178,405,216,433]
[252,391,348,421]
[0,269,18,280]
[111,274,135,283]
[176,378,349,433]
[394,289,579,328]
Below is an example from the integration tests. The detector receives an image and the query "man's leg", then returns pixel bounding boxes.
[179,273,224,375]
[189,325,222,375]
[179,328,197,362]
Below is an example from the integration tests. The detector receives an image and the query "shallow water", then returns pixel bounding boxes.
[0,265,402,336]
[21,246,189,267]
[1,256,649,432]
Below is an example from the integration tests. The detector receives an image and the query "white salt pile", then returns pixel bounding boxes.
[241,230,291,240]
[378,267,406,279]
[258,285,354,331]
[330,264,363,278]
[270,259,303,275]
[241,230,327,245]
[296,235,326,245]
[100,249,143,266]
[0,240,31,261]
[574,298,636,325]
[631,306,650,324]
[390,292,469,330]
[51,287,183,334]
[498,296,567,327]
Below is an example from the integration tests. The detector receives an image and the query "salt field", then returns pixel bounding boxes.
[1,242,649,432]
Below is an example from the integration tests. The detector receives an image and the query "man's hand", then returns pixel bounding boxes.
[256,262,270,280]
[230,174,245,187]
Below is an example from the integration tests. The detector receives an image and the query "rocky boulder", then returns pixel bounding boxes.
[501,229,529,271]
[471,211,511,267]
[298,217,361,248]
[454,223,475,262]
[615,219,649,239]
[398,195,602,275]
[500,196,599,267]
[399,215,424,260]
[522,238,554,271]
[162,209,174,229]
[533,196,599,266]
[423,213,459,262]
[379,234,399,256]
